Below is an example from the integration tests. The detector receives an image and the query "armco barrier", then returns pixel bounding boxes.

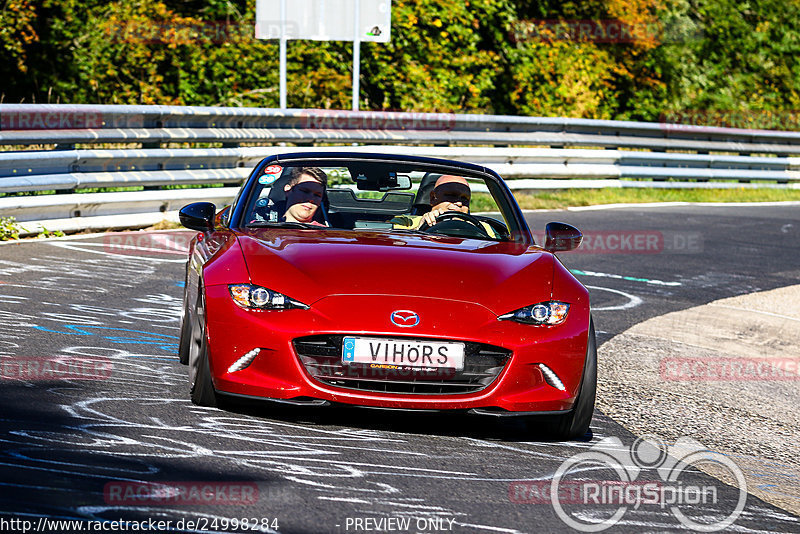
[1,106,799,233]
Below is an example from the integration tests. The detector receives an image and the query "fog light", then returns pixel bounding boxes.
[228,348,261,373]
[539,364,566,391]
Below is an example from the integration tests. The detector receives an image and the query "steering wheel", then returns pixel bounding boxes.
[473,215,510,239]
[417,211,492,238]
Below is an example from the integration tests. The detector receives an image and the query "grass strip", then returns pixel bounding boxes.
[471,188,800,211]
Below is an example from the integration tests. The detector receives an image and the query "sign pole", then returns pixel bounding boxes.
[279,0,287,109]
[352,0,361,111]
[256,0,390,110]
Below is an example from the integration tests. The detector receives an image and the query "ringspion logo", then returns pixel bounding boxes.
[511,435,747,532]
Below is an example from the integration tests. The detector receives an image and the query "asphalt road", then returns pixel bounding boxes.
[0,203,798,533]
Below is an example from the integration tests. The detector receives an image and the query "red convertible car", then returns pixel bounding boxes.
[178,153,595,439]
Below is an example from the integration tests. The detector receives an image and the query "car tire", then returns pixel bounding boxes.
[178,262,191,365]
[548,317,597,440]
[190,332,217,407]
[177,295,191,365]
[525,317,596,441]
[188,288,217,407]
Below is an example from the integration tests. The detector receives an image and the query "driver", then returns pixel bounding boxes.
[393,175,498,237]
[422,175,472,227]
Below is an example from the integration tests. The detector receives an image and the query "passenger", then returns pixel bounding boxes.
[283,167,328,225]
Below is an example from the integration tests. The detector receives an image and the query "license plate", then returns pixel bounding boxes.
[342,337,465,371]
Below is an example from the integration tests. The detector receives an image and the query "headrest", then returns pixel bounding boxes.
[411,173,442,215]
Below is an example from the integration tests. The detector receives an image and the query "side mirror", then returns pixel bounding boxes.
[179,202,216,232]
[544,222,582,252]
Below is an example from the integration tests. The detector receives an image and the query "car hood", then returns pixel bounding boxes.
[237,229,553,315]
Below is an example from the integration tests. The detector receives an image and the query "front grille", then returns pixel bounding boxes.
[293,335,512,395]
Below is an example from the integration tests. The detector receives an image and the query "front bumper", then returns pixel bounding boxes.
[204,287,590,413]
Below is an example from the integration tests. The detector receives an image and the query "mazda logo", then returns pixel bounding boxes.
[390,310,420,327]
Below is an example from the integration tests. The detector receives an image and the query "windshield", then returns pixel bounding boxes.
[239,160,523,242]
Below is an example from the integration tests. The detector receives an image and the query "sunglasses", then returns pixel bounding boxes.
[432,182,471,207]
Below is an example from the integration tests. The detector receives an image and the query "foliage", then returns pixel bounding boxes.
[35,226,65,238]
[1,0,799,125]
[148,219,183,230]
[0,216,23,240]
[360,0,512,112]
[0,0,38,74]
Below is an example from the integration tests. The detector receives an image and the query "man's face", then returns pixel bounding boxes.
[430,180,471,214]
[284,175,324,222]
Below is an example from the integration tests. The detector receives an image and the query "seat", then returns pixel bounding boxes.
[410,173,442,215]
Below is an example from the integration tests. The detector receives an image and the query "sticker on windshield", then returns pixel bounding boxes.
[259,174,279,185]
[264,165,282,175]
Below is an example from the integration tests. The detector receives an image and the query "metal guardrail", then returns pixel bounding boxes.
[3,146,799,193]
[1,105,799,233]
[4,104,800,152]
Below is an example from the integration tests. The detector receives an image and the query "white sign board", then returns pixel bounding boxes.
[256,0,391,43]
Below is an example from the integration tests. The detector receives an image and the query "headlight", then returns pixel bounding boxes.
[498,301,569,325]
[228,284,308,310]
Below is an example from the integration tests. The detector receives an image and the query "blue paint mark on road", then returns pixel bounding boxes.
[33,324,179,352]
[176,281,186,288]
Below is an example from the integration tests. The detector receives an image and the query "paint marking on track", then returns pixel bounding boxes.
[321,496,372,504]
[571,269,681,287]
[452,522,526,534]
[46,242,185,263]
[567,201,800,211]
[587,285,643,311]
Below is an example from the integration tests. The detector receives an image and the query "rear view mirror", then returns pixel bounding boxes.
[544,222,582,252]
[355,171,412,191]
